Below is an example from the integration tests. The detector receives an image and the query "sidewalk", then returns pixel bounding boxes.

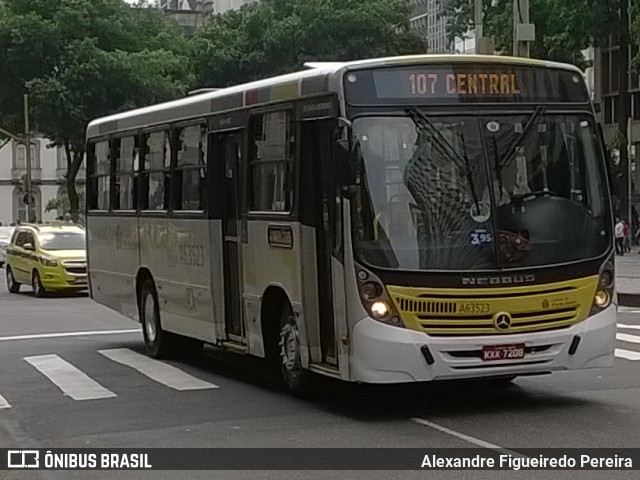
[616,253,640,306]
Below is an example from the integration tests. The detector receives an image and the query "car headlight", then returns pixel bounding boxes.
[40,256,58,267]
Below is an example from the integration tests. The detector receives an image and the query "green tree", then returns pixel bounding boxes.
[441,0,634,218]
[45,189,86,216]
[0,1,193,221]
[192,0,427,87]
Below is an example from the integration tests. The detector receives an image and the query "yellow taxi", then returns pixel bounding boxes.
[5,223,87,297]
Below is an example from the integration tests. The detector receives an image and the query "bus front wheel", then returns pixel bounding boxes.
[140,279,171,358]
[278,305,312,397]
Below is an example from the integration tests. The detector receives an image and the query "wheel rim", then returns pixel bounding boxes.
[279,317,299,372]
[33,274,41,294]
[144,293,157,342]
[7,269,13,287]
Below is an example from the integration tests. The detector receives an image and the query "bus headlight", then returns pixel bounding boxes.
[361,282,382,301]
[355,264,405,328]
[600,270,613,288]
[371,301,389,319]
[594,290,610,308]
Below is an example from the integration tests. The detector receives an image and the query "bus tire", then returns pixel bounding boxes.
[278,304,312,397]
[140,279,171,358]
[6,266,20,294]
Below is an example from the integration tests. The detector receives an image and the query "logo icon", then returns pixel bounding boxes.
[494,312,512,331]
[542,299,550,309]
[7,450,39,469]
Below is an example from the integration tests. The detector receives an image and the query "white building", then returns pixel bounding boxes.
[156,0,254,15]
[0,137,84,225]
[409,0,452,53]
[156,0,256,35]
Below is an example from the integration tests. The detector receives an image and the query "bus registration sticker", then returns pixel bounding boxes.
[481,344,525,361]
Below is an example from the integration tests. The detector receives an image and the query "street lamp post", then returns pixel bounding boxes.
[513,0,535,57]
[24,94,35,222]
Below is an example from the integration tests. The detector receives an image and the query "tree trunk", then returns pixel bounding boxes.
[65,140,83,223]
[618,0,631,222]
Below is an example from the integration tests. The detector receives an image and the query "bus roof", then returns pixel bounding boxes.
[86,54,583,139]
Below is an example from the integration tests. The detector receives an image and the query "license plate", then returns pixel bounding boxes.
[481,344,526,361]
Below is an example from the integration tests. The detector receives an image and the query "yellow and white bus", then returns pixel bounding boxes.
[86,55,616,395]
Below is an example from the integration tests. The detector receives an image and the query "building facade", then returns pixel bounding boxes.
[157,0,255,34]
[409,0,452,53]
[0,137,84,225]
[593,38,640,216]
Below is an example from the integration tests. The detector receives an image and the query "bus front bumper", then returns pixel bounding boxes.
[350,305,616,383]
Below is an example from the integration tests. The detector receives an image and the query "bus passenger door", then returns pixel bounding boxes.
[301,118,339,365]
[217,132,245,342]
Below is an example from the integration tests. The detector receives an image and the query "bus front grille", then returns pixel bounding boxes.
[415,307,578,336]
[386,276,598,336]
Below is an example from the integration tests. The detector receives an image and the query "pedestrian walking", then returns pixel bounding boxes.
[624,221,631,253]
[615,218,625,255]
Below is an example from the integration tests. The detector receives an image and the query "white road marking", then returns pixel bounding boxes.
[98,349,218,391]
[0,394,11,409]
[615,349,640,361]
[0,329,139,342]
[616,333,640,344]
[24,354,117,401]
[618,323,640,331]
[412,417,521,455]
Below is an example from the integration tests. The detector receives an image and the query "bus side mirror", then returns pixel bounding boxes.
[333,139,357,186]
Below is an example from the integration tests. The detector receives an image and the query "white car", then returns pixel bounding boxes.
[0,226,16,267]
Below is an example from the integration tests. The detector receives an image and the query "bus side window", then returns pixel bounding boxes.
[87,140,110,211]
[174,124,207,211]
[248,110,295,213]
[143,131,170,211]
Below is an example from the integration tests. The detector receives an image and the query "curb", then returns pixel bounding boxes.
[618,293,640,308]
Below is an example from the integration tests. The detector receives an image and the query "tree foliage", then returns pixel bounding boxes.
[192,0,427,87]
[0,0,192,220]
[440,0,620,68]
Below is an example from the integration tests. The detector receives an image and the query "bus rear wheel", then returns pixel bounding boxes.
[278,305,312,397]
[140,279,171,358]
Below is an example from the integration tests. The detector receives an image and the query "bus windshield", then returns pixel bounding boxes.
[352,113,611,271]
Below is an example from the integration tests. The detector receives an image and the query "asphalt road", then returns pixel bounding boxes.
[0,268,639,480]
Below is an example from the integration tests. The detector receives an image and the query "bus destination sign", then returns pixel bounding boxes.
[344,65,590,105]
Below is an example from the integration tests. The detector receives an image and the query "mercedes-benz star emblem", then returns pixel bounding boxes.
[494,313,512,330]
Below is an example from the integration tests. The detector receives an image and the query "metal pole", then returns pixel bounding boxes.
[628,117,633,226]
[513,0,518,56]
[474,0,483,41]
[24,94,34,222]
[513,0,532,57]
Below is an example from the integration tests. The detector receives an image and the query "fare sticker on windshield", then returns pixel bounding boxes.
[470,202,491,223]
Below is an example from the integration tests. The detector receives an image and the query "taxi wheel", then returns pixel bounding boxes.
[32,271,47,298]
[140,279,172,358]
[6,266,20,294]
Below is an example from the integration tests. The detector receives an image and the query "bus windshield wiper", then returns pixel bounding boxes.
[496,106,546,169]
[406,107,481,210]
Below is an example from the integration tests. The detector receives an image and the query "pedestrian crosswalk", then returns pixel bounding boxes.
[0,326,638,411]
[615,323,640,361]
[25,354,117,401]
[0,348,219,410]
[98,348,218,391]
